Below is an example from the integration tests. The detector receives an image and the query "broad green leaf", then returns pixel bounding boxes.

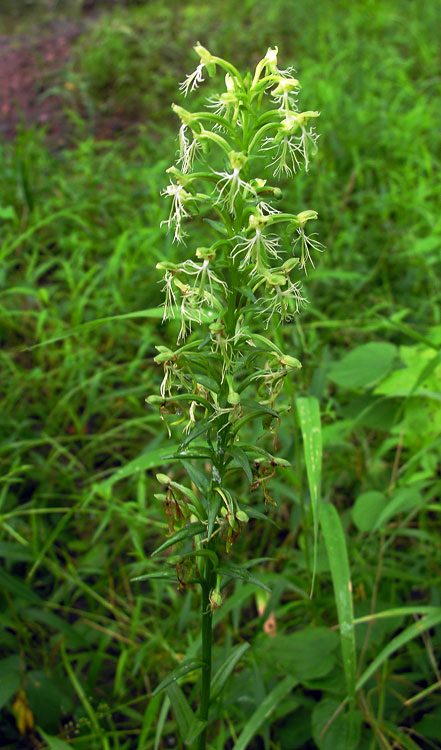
[217,563,271,593]
[0,672,20,710]
[375,344,441,397]
[351,491,386,532]
[233,676,297,750]
[153,659,204,697]
[373,486,423,531]
[211,643,250,701]
[320,503,356,703]
[312,698,362,750]
[356,609,441,693]
[261,627,338,681]
[296,396,322,590]
[38,728,73,750]
[27,670,74,733]
[328,342,397,389]
[151,522,206,557]
[166,682,206,745]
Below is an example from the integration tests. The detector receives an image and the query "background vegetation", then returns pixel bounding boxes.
[1,0,440,748]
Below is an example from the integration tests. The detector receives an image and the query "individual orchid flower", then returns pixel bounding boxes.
[177,124,202,174]
[179,42,216,96]
[160,181,193,243]
[214,151,256,214]
[293,210,325,271]
[259,275,307,327]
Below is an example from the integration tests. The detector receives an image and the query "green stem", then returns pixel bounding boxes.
[198,575,213,750]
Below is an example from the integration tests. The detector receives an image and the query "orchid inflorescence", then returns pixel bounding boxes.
[147,45,322,749]
[149,42,323,571]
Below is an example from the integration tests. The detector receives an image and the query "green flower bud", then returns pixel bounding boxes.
[267,273,287,286]
[210,589,223,608]
[227,390,240,406]
[156,473,171,485]
[229,151,247,170]
[156,261,179,272]
[236,510,249,523]
[171,103,196,127]
[297,210,318,226]
[281,257,300,272]
[196,246,216,261]
[194,42,216,76]
[145,395,164,405]
[280,355,302,369]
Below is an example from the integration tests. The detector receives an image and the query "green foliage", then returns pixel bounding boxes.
[1,0,441,748]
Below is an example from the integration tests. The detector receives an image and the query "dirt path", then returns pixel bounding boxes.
[0,18,85,142]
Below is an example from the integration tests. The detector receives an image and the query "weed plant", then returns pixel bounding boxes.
[1,0,441,748]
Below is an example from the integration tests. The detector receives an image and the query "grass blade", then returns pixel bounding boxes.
[320,502,356,704]
[296,396,322,591]
[24,308,163,350]
[60,640,109,750]
[355,609,441,693]
[93,446,181,492]
[232,676,297,750]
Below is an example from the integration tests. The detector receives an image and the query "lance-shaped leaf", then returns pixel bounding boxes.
[151,522,206,557]
[166,682,207,746]
[233,676,298,750]
[153,659,205,697]
[217,562,271,593]
[227,446,253,483]
[210,642,250,701]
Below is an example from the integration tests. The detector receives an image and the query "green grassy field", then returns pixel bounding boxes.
[1,1,441,748]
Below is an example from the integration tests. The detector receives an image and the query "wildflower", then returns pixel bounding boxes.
[160,181,192,243]
[177,124,201,174]
[259,274,307,326]
[232,211,282,272]
[293,210,325,271]
[206,73,240,128]
[263,111,320,175]
[213,151,256,214]
[180,254,228,298]
[271,78,300,116]
[263,46,298,83]
[159,268,177,321]
[183,400,198,434]
[179,42,216,96]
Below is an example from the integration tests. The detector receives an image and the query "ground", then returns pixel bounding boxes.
[0,12,139,144]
